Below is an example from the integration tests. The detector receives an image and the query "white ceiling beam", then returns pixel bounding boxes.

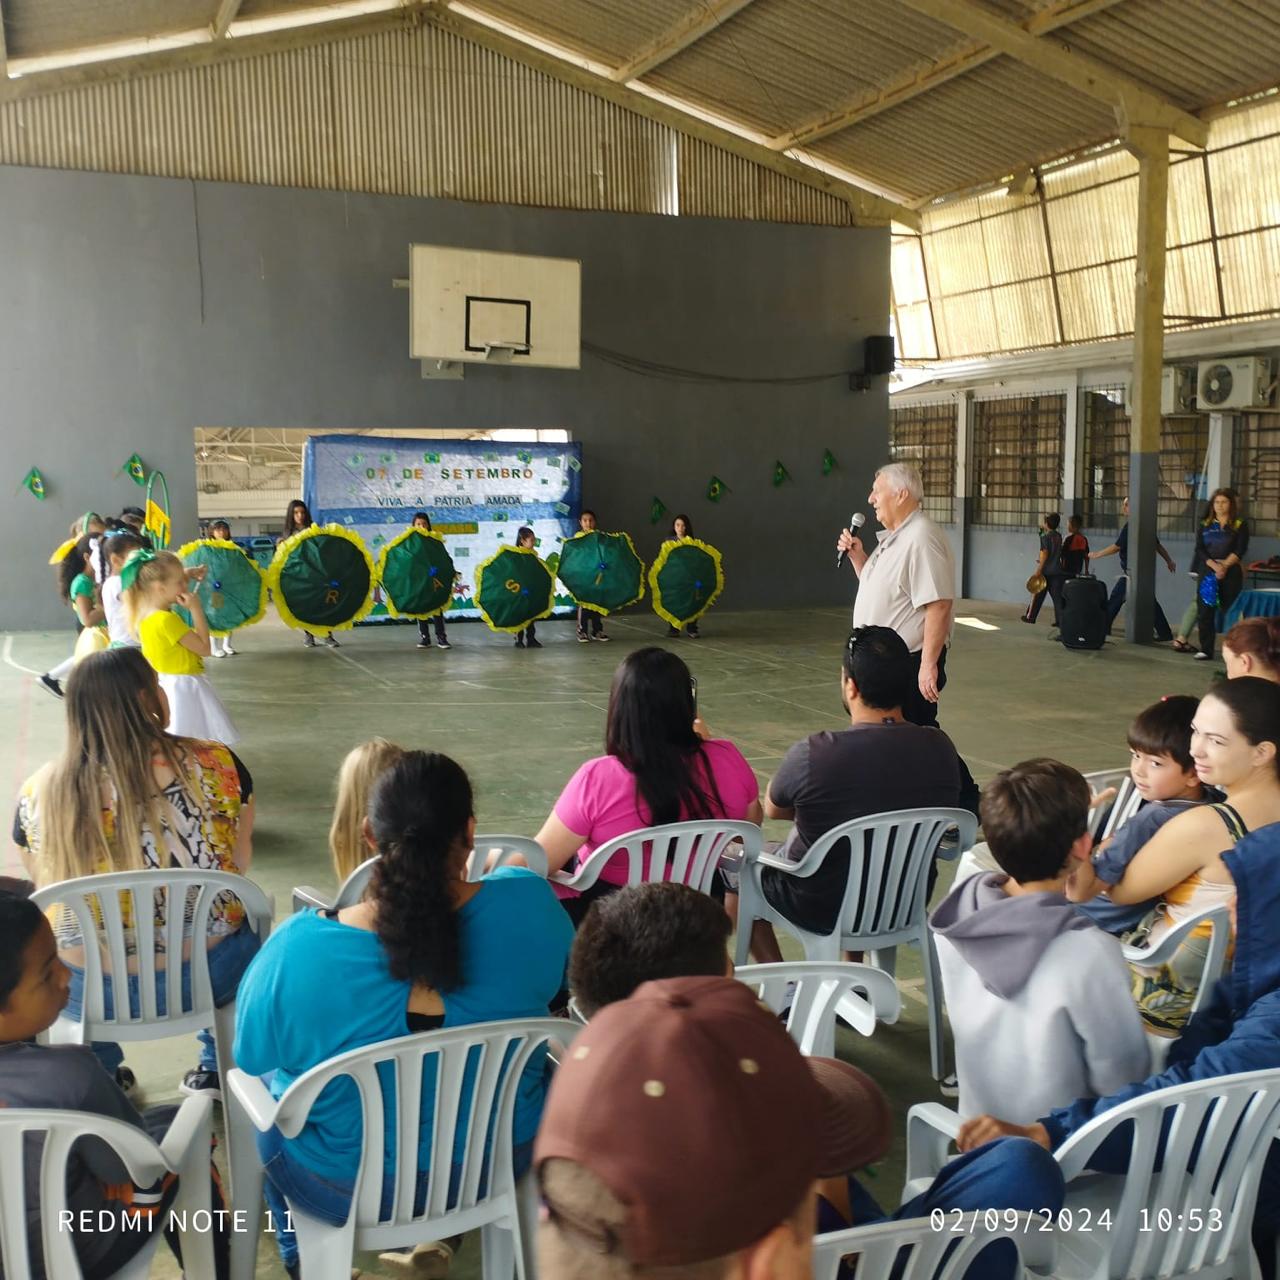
[212,0,246,40]
[610,0,759,83]
[893,0,1208,147]
[769,0,1126,150]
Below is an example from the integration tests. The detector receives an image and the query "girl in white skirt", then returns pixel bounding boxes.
[122,550,240,745]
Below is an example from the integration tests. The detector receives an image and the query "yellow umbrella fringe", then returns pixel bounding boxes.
[375,527,456,621]
[558,530,647,617]
[48,536,79,566]
[474,544,558,634]
[176,538,268,637]
[648,536,725,628]
[266,524,376,635]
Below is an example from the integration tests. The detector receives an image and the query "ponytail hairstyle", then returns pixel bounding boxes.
[31,649,199,887]
[121,550,183,638]
[57,535,96,602]
[98,531,147,583]
[328,738,408,883]
[1223,617,1280,681]
[605,647,725,826]
[366,751,474,990]
[1201,677,1280,781]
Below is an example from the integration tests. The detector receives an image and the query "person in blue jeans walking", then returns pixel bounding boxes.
[1090,498,1177,640]
[234,749,574,1279]
[13,647,257,1099]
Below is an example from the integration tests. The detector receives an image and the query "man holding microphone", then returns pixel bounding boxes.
[838,462,956,728]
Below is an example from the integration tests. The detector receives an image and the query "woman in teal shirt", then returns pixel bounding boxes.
[234,750,572,1276]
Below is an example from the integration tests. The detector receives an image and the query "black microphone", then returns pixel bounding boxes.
[837,513,865,568]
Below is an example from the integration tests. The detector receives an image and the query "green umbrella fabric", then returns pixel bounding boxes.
[268,525,375,633]
[474,545,555,633]
[556,530,645,615]
[649,538,725,628]
[377,529,457,619]
[176,539,267,636]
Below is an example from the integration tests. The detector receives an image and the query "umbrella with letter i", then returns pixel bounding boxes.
[649,538,725,629]
[474,545,555,633]
[556,530,646,616]
[176,539,267,636]
[377,528,457,619]
[268,524,375,635]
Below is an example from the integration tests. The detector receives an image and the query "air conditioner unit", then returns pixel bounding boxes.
[1196,357,1274,411]
[1124,366,1195,415]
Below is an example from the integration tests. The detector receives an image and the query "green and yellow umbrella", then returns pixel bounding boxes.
[556,530,646,616]
[268,524,375,634]
[649,537,725,628]
[377,528,457,620]
[474,545,555,633]
[176,538,267,636]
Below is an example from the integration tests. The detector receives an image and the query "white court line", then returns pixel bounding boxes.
[326,647,397,689]
[2,635,43,676]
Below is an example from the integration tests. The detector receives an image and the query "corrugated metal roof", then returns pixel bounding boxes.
[4,0,213,59]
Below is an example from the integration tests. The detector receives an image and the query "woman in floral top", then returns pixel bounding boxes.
[14,648,257,1098]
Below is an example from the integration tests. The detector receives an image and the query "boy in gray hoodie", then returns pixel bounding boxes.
[930,759,1150,1124]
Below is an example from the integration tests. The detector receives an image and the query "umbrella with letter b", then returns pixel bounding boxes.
[649,538,724,629]
[556,530,645,615]
[176,539,267,636]
[377,528,457,619]
[268,525,375,634]
[474,545,555,633]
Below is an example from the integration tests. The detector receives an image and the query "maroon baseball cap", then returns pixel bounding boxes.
[535,975,890,1267]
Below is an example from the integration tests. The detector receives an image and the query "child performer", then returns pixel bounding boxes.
[575,510,608,643]
[207,520,241,658]
[122,550,239,745]
[98,531,148,649]
[514,527,543,649]
[38,535,103,699]
[281,499,338,649]
[410,513,453,650]
[662,514,700,639]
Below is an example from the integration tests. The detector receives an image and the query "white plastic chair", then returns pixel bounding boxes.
[30,868,274,1280]
[813,1214,1034,1280]
[1084,769,1140,842]
[552,819,763,896]
[0,1096,218,1280]
[733,808,977,1079]
[291,837,548,912]
[735,960,902,1059]
[226,1018,578,1280]
[905,1068,1280,1280]
[1123,902,1233,1070]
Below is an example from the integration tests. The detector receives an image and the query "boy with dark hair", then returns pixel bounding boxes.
[0,893,229,1280]
[1069,695,1212,932]
[1022,511,1065,626]
[931,759,1149,1123]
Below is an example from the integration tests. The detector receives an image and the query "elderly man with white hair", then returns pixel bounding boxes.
[837,461,956,728]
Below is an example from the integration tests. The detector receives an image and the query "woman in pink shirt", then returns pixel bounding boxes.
[535,647,762,924]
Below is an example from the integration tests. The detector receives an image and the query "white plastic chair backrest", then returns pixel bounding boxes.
[267,1018,577,1230]
[813,1213,1031,1280]
[736,961,902,1051]
[1098,777,1143,843]
[1084,768,1133,840]
[312,837,548,912]
[0,1109,171,1280]
[805,809,976,942]
[1121,903,1232,1022]
[555,820,763,894]
[31,869,273,1037]
[1053,1067,1280,1278]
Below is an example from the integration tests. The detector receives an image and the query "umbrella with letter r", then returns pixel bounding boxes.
[268,524,375,634]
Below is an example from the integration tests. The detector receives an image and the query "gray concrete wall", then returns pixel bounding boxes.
[0,165,889,630]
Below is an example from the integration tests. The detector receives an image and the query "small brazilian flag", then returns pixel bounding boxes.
[822,449,838,476]
[772,460,790,488]
[122,453,147,485]
[21,467,46,500]
[706,475,727,503]
[650,497,667,524]
[516,450,533,464]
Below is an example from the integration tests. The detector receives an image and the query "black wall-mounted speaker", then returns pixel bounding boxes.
[865,334,895,376]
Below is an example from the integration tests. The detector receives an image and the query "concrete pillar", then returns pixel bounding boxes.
[955,390,972,596]
[1205,412,1234,496]
[1123,126,1170,645]
[1062,379,1081,507]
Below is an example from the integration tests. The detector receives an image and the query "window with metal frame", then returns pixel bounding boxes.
[1234,412,1280,538]
[1080,389,1208,536]
[889,401,957,523]
[971,394,1065,529]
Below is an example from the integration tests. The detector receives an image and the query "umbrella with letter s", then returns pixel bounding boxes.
[474,545,555,633]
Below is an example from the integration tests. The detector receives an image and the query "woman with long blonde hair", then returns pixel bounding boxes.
[13,648,258,1097]
[328,738,406,884]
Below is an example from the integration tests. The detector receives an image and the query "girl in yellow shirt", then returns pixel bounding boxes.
[122,550,240,745]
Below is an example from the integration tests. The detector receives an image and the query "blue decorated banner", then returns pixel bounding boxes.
[303,434,582,620]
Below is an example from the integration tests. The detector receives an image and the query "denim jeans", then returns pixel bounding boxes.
[66,921,261,1075]
[258,1123,536,1269]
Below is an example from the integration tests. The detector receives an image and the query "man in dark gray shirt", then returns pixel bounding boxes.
[747,627,971,957]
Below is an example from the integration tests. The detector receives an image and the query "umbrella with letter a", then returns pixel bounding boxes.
[377,528,457,619]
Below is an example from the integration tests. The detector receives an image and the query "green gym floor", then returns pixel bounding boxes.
[0,605,1224,1278]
